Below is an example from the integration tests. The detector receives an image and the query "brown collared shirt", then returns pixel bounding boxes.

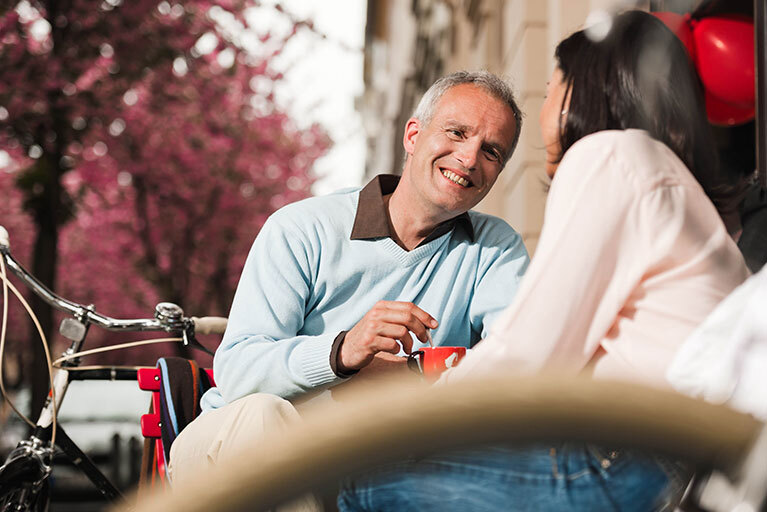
[350,174,474,247]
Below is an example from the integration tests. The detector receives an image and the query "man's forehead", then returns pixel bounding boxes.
[432,84,513,121]
[431,84,517,144]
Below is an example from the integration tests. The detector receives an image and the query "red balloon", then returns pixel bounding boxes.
[705,90,755,126]
[652,12,696,61]
[693,15,755,108]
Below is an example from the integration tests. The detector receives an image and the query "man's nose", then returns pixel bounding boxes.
[455,139,481,170]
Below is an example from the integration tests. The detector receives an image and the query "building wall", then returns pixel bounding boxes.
[362,0,647,255]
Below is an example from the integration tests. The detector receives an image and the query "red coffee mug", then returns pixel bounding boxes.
[407,346,467,380]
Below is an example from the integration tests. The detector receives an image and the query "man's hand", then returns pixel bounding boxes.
[338,301,438,373]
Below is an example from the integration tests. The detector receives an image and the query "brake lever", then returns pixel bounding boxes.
[182,327,215,356]
[155,302,214,356]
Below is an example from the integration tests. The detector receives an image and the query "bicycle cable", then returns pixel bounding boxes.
[0,256,33,427]
[65,365,152,372]
[51,337,183,368]
[0,258,58,447]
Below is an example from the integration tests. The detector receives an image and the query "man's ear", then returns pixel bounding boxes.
[402,117,421,156]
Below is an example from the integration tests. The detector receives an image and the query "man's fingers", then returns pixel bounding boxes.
[376,301,438,329]
[373,336,401,355]
[376,323,406,339]
[408,305,439,330]
[375,324,414,354]
[382,311,430,344]
[397,334,414,354]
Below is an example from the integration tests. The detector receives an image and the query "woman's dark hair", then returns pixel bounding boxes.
[555,10,741,219]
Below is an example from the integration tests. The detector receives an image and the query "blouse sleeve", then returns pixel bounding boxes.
[443,133,654,382]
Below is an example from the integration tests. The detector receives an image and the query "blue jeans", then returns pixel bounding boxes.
[338,444,689,512]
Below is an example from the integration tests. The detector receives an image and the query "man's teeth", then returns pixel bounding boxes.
[441,169,469,187]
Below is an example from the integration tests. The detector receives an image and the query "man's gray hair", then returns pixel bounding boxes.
[412,70,523,159]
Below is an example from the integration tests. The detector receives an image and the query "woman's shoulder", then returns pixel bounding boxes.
[561,129,688,188]
[566,129,668,160]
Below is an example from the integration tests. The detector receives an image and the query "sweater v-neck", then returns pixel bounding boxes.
[378,231,453,266]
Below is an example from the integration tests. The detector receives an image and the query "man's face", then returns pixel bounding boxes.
[401,84,517,218]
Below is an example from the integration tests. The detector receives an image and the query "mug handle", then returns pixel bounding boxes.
[407,350,424,374]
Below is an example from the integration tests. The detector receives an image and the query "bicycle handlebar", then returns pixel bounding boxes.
[0,226,227,338]
[192,316,228,335]
[1,244,167,331]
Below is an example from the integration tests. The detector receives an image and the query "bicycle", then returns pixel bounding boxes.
[0,225,227,511]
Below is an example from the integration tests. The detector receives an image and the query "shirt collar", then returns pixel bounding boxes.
[350,174,474,244]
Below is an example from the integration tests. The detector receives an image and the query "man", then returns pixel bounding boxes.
[169,71,529,484]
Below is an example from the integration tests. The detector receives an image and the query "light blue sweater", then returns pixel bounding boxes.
[201,187,529,411]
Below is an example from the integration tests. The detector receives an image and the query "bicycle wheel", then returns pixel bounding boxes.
[0,481,49,512]
[118,376,762,512]
[0,454,50,512]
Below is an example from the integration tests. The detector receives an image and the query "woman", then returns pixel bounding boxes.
[338,10,749,512]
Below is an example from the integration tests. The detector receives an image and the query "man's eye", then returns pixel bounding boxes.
[448,129,462,137]
[484,148,500,161]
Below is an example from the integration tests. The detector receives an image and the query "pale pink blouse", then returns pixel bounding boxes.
[445,129,750,388]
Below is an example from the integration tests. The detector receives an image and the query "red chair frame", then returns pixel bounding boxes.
[137,367,215,488]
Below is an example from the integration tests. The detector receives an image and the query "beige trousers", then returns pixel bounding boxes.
[168,393,321,511]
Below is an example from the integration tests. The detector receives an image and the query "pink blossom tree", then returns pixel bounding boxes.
[0,1,329,414]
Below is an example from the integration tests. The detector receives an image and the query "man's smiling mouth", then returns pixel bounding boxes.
[440,168,472,188]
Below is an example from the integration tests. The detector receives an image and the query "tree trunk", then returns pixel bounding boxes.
[28,157,61,423]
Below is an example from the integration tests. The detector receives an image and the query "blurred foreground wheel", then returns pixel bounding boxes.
[115,376,764,512]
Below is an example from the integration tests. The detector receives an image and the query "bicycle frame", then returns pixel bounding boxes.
[0,230,223,509]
